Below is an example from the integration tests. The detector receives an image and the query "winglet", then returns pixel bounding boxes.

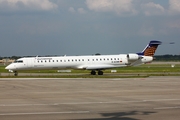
[137,40,162,56]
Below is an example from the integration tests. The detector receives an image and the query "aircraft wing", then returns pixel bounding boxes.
[129,59,143,66]
[77,64,122,70]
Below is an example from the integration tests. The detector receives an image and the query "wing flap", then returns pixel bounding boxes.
[86,64,115,70]
[77,64,127,70]
[77,64,116,70]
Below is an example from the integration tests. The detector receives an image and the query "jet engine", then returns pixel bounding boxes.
[127,54,139,60]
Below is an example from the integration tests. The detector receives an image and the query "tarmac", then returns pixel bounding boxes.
[0,76,180,120]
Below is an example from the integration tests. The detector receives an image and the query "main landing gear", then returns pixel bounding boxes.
[91,70,103,75]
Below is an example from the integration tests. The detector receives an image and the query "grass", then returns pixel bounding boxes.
[1,63,180,78]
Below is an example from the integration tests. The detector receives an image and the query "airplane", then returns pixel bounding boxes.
[5,40,161,76]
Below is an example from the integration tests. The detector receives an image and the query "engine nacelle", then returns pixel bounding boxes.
[127,54,139,60]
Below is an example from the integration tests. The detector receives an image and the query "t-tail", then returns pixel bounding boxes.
[137,40,162,56]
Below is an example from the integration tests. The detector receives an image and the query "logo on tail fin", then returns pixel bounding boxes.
[138,40,162,56]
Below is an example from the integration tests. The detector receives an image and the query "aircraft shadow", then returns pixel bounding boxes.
[72,110,156,120]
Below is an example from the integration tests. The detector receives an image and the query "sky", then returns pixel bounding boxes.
[0,0,180,57]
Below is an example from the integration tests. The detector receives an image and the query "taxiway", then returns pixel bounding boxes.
[0,77,180,120]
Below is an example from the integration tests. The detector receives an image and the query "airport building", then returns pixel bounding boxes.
[0,59,15,63]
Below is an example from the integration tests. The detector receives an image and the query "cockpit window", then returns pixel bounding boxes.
[14,60,23,63]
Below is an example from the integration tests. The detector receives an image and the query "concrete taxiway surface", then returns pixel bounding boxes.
[0,77,180,120]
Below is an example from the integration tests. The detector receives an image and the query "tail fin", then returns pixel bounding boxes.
[137,40,162,56]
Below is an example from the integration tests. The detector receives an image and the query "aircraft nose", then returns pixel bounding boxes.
[5,65,11,70]
[5,64,15,70]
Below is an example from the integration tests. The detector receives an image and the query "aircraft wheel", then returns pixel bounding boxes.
[98,70,103,75]
[91,70,96,75]
[14,71,18,76]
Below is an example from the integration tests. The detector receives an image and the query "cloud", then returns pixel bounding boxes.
[157,19,180,35]
[0,0,58,12]
[169,0,180,14]
[85,0,180,17]
[165,19,180,34]
[77,8,86,14]
[86,0,137,16]
[138,25,154,36]
[141,2,165,16]
[68,7,75,13]
[68,7,86,14]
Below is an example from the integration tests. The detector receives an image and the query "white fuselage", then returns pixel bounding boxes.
[5,54,153,71]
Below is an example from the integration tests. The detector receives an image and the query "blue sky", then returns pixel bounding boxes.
[0,0,180,56]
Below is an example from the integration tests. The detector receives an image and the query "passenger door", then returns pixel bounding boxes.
[27,58,33,68]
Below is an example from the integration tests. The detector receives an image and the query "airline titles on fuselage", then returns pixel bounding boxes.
[34,56,124,64]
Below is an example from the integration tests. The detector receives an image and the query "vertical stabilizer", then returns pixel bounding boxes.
[137,40,162,56]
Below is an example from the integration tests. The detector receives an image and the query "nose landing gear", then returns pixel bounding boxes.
[14,71,18,76]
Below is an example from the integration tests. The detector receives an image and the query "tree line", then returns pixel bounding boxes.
[154,55,180,61]
[0,55,180,61]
